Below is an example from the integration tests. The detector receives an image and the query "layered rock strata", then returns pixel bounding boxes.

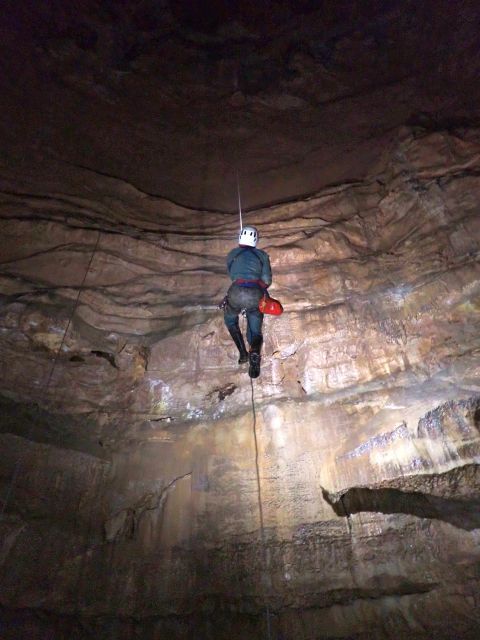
[2,0,480,209]
[1,128,480,638]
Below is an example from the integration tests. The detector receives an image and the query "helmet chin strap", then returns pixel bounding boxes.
[236,170,243,232]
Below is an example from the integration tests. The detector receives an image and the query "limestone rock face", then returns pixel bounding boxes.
[1,126,480,639]
[2,0,480,210]
[2,2,480,638]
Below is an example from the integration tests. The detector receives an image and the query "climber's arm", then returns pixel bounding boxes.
[226,248,238,278]
[260,252,272,287]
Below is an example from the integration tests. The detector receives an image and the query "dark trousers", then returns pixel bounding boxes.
[224,284,264,345]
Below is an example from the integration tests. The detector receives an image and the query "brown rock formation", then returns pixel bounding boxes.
[2,0,480,210]
[1,2,480,639]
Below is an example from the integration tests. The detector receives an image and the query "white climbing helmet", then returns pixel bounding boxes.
[238,226,258,247]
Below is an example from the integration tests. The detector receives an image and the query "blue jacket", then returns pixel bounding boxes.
[227,246,272,286]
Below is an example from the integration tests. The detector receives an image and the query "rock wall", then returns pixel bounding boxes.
[1,128,480,639]
[2,0,480,210]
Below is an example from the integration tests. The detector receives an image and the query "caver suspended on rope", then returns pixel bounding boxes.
[222,222,283,378]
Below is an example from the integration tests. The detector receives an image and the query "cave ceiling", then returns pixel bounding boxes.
[2,3,480,638]
[2,0,480,211]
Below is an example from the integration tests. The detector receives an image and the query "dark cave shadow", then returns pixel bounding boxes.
[323,487,480,531]
[474,406,480,431]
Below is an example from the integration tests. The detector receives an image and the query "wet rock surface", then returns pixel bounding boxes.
[0,126,479,638]
[2,0,480,636]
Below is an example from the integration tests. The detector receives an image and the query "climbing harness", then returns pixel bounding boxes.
[218,295,229,310]
[0,231,102,521]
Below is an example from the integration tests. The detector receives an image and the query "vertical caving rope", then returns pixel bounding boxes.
[236,170,243,232]
[250,376,273,640]
[0,230,102,521]
[237,172,273,639]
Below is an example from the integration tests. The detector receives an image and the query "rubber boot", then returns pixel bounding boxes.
[228,326,249,364]
[248,336,262,379]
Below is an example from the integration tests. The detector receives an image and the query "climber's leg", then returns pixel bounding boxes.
[248,334,262,379]
[227,323,249,364]
[224,284,264,370]
[245,308,263,347]
[246,309,263,378]
[224,300,248,364]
